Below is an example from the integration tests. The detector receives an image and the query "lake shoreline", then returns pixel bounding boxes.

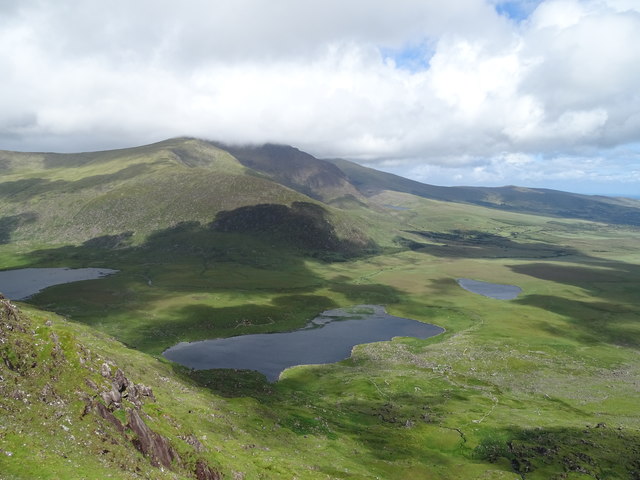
[456,278,522,300]
[163,304,444,381]
[0,267,118,300]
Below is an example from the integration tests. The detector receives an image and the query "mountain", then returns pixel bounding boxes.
[0,138,373,255]
[2,138,640,479]
[211,142,364,203]
[3,136,639,254]
[328,157,640,226]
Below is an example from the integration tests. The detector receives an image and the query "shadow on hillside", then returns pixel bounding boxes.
[0,213,38,244]
[0,163,157,203]
[522,295,639,347]
[13,216,400,355]
[474,424,640,478]
[397,230,579,259]
[211,202,376,259]
[169,365,275,398]
[511,261,640,348]
[113,293,339,354]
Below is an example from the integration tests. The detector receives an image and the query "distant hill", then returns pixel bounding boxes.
[2,137,639,255]
[328,158,640,226]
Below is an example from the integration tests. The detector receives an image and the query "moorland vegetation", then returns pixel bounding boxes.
[1,138,639,479]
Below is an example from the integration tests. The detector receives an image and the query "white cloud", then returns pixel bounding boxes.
[0,0,639,193]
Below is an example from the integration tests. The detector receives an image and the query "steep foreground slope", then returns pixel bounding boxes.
[0,296,223,479]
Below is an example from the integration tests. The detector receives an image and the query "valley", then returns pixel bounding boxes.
[1,138,639,479]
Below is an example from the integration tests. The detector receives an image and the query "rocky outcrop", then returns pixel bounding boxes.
[94,401,125,433]
[94,362,221,478]
[1,297,223,480]
[127,408,179,468]
[195,459,222,480]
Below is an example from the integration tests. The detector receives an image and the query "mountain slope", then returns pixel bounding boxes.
[329,157,640,226]
[212,142,364,203]
[0,296,224,479]
[3,137,640,253]
[0,138,373,252]
[2,138,640,479]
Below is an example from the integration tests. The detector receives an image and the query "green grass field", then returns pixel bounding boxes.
[2,190,639,479]
[1,139,640,478]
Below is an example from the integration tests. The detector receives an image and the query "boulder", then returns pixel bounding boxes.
[127,409,179,468]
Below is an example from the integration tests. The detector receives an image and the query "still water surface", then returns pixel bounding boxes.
[457,278,522,300]
[163,305,444,381]
[0,267,118,300]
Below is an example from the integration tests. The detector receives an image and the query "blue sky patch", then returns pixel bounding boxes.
[380,42,435,73]
[494,0,544,22]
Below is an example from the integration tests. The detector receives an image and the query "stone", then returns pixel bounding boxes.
[95,402,125,433]
[113,369,129,392]
[84,378,99,392]
[195,459,222,480]
[127,409,179,469]
[180,434,205,452]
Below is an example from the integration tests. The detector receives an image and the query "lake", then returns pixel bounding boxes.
[457,278,522,300]
[0,267,118,300]
[163,305,444,381]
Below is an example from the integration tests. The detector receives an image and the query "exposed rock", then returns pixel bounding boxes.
[137,384,154,400]
[11,389,27,401]
[40,383,58,403]
[100,388,121,407]
[1,299,24,332]
[100,363,111,378]
[95,402,125,433]
[128,383,155,408]
[49,332,65,361]
[85,378,99,392]
[113,369,129,392]
[194,459,222,480]
[180,434,205,452]
[127,408,179,468]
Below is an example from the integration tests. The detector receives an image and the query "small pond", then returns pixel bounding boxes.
[163,305,444,381]
[0,267,118,300]
[457,278,522,300]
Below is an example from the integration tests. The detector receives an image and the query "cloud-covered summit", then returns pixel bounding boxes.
[1,0,639,194]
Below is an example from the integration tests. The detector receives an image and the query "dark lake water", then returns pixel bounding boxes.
[0,267,118,300]
[163,305,444,381]
[457,278,522,300]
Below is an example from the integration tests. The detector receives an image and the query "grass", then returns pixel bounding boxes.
[1,142,640,478]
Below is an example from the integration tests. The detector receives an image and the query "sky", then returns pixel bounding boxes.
[1,0,639,196]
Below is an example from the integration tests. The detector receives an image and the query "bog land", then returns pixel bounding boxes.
[1,139,639,479]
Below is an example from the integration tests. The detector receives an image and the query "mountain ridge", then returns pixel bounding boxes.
[327,157,640,226]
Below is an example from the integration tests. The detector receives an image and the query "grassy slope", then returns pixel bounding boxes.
[1,140,639,478]
[1,192,639,479]
[0,138,373,248]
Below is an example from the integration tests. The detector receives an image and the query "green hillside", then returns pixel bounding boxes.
[1,139,640,479]
[329,157,640,226]
[0,138,373,249]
